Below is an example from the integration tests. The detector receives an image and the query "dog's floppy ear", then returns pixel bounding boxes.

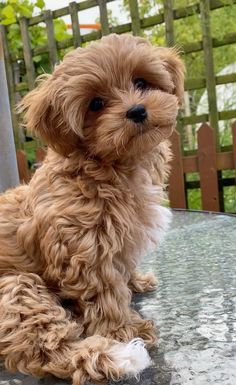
[156,47,185,105]
[18,75,79,155]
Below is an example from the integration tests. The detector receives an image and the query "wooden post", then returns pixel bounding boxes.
[0,35,19,192]
[69,2,82,47]
[164,0,175,46]
[168,130,186,208]
[98,0,110,36]
[200,0,224,211]
[44,10,58,70]
[36,147,46,163]
[19,17,36,90]
[232,122,236,184]
[197,123,220,211]
[13,61,24,149]
[16,150,30,183]
[128,0,141,36]
[199,0,219,145]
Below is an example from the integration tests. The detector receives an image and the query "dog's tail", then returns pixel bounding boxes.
[45,335,151,385]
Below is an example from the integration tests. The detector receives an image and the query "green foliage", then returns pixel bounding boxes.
[187,188,201,210]
[0,0,70,160]
[24,140,37,165]
[0,0,43,25]
[0,0,70,74]
[185,170,236,213]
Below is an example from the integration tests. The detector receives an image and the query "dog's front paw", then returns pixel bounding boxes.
[129,271,157,293]
[128,311,157,347]
[135,318,157,347]
[71,337,122,384]
[104,318,157,348]
[105,324,138,343]
[70,336,151,385]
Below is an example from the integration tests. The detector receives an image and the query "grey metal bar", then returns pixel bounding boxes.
[0,35,19,192]
[1,25,20,148]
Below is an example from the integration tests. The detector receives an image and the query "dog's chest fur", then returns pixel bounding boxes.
[16,151,171,295]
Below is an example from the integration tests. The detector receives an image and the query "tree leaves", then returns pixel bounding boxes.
[0,0,69,68]
[54,19,69,42]
[18,4,33,17]
[0,0,43,25]
[35,0,45,10]
[1,5,16,24]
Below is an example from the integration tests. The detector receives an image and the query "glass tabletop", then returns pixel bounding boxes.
[0,210,235,385]
[134,210,236,385]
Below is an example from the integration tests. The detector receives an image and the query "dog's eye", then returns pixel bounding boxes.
[133,78,148,91]
[89,97,105,112]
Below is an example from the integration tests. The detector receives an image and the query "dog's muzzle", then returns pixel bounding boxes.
[126,104,147,123]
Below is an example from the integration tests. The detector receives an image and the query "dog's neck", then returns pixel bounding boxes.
[44,148,143,183]
[39,144,171,195]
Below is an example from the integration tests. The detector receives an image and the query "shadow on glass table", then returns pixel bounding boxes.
[0,210,235,385]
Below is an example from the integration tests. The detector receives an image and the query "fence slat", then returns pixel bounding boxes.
[128,0,141,36]
[164,0,175,46]
[232,122,236,184]
[44,10,58,70]
[200,0,225,212]
[69,1,82,47]
[98,0,110,36]
[19,17,35,90]
[200,0,219,148]
[36,147,46,163]
[183,152,234,173]
[169,130,186,209]
[197,123,220,211]
[16,150,30,183]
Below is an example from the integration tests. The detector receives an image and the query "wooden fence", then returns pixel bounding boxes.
[169,122,236,212]
[1,0,236,212]
[16,122,236,213]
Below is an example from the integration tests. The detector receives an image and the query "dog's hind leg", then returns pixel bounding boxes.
[0,272,82,378]
[0,273,151,384]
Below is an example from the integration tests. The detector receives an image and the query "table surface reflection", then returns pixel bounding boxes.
[0,210,236,385]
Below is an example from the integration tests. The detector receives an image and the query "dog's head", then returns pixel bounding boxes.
[20,34,184,161]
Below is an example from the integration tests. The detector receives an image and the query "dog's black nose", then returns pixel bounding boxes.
[126,104,147,123]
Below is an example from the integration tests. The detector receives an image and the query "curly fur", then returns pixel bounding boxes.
[0,34,184,384]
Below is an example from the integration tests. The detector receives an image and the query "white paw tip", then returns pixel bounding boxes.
[108,338,152,377]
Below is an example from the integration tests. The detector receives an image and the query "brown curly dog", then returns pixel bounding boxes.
[0,34,184,384]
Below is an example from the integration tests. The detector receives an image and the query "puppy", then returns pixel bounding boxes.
[0,34,184,384]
